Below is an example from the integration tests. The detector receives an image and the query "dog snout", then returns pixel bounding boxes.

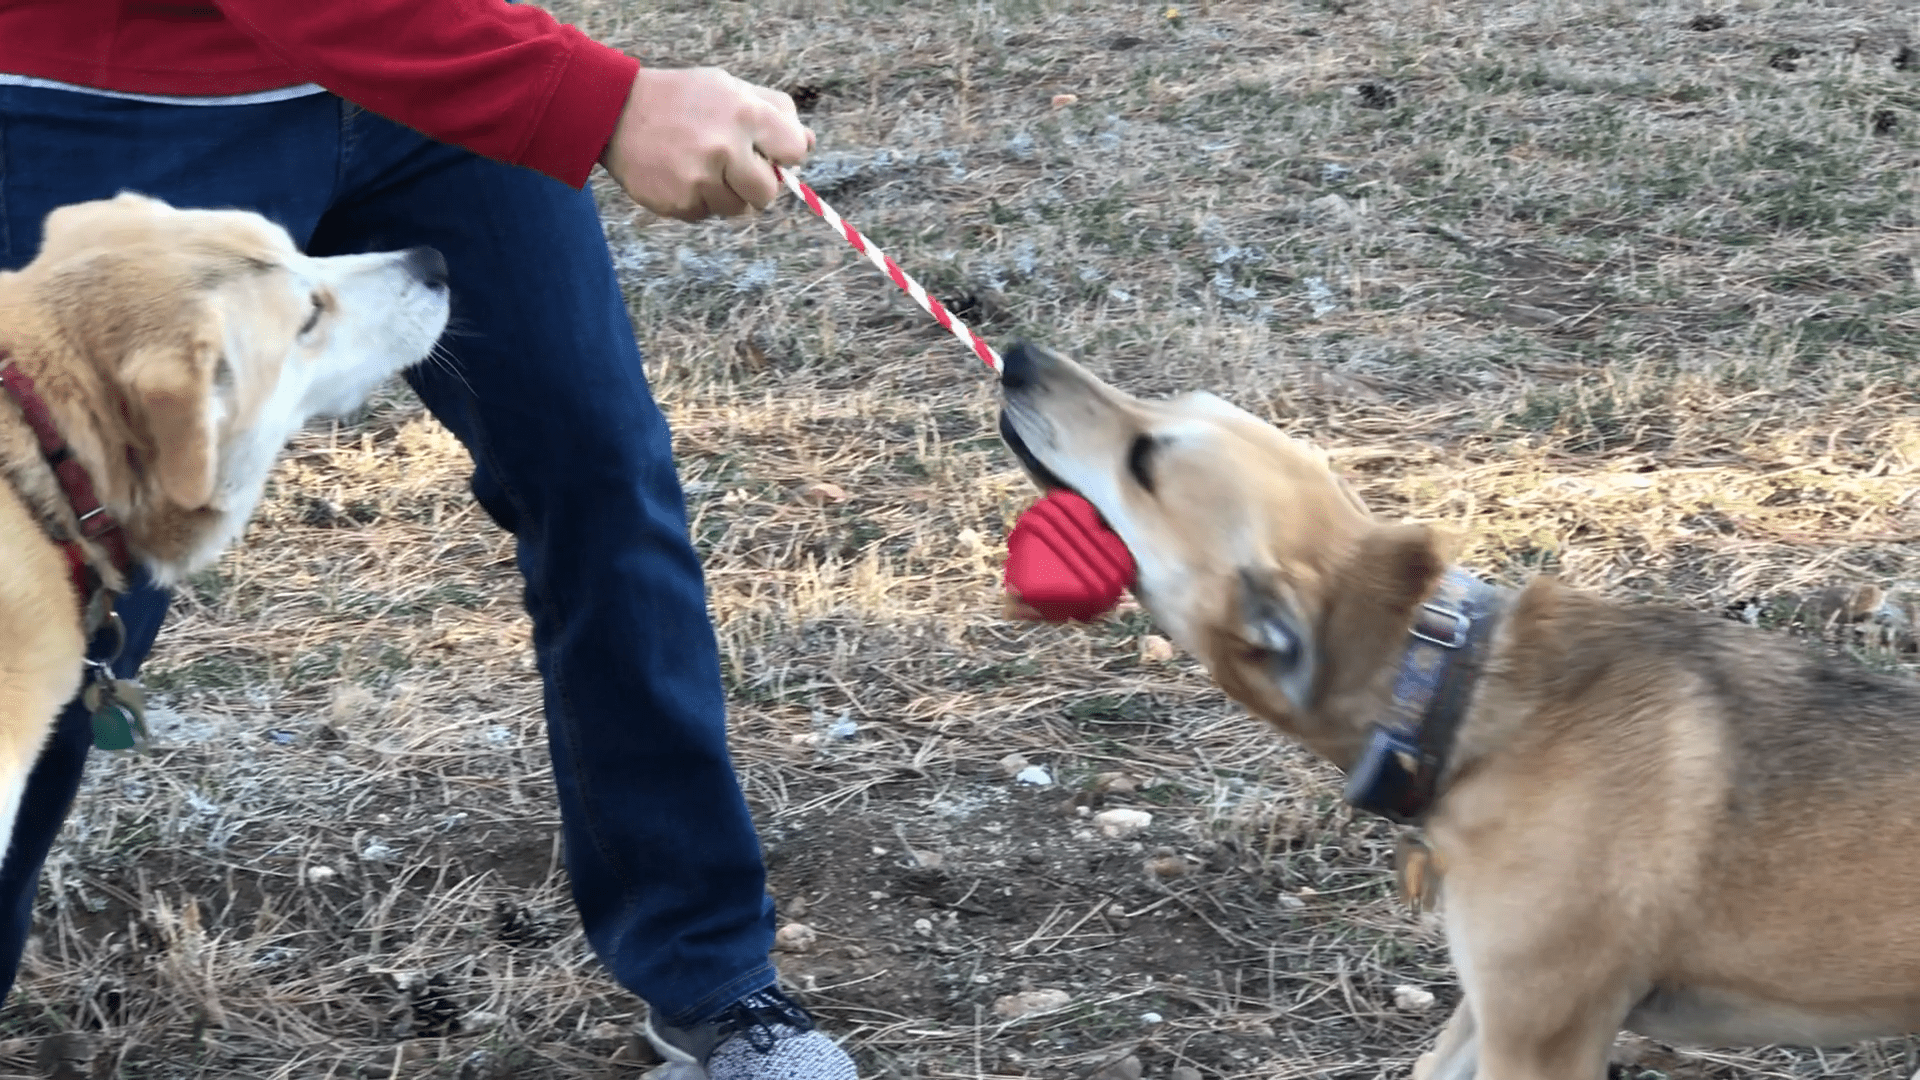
[999,340,1054,392]
[403,246,448,290]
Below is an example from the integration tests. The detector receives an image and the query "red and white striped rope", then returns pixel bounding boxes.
[772,163,1001,374]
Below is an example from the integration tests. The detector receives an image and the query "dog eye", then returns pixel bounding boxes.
[1127,434,1157,493]
[1248,638,1299,671]
[1247,620,1301,670]
[299,294,324,335]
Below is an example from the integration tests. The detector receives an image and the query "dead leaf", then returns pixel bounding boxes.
[798,481,850,505]
[1003,591,1047,621]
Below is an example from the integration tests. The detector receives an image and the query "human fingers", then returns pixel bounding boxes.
[722,153,780,211]
[745,93,811,166]
[749,84,800,122]
[701,174,751,218]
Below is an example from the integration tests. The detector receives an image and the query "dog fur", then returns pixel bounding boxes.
[997,341,1920,1079]
[0,193,448,869]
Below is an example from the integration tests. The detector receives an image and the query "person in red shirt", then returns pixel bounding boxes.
[0,4,856,1078]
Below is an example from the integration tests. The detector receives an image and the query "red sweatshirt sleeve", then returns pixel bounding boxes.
[214,1,640,188]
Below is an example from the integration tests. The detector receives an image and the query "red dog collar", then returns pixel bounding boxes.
[0,349,132,625]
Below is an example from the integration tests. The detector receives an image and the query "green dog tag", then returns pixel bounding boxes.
[91,703,138,752]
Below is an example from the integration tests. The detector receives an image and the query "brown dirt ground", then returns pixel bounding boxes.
[3,0,1919,1077]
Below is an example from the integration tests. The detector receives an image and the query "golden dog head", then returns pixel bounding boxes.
[997,342,1450,765]
[4,192,449,578]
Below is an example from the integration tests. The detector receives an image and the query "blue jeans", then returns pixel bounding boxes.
[0,85,776,1026]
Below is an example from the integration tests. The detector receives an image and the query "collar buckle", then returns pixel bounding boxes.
[1410,602,1471,649]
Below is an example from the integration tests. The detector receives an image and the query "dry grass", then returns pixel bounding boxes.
[5,0,1918,1076]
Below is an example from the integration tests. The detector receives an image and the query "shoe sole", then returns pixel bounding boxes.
[642,1015,709,1080]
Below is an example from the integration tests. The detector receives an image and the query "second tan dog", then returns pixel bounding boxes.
[997,341,1920,1079]
[0,193,449,871]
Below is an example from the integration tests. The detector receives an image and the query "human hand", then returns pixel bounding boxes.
[601,66,814,221]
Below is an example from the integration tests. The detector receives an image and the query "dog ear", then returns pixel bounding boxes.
[1315,522,1451,687]
[1352,522,1451,609]
[1237,568,1320,713]
[123,330,222,510]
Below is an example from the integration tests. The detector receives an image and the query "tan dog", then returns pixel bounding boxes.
[998,341,1920,1079]
[0,193,449,862]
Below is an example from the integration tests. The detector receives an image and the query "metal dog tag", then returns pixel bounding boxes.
[1395,835,1444,912]
[82,673,150,752]
[90,702,138,752]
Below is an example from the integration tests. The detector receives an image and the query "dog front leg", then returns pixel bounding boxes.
[1462,973,1624,1080]
[1441,890,1631,1079]
[1413,1000,1478,1080]
[0,667,78,872]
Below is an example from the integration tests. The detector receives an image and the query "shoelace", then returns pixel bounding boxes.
[712,990,817,1053]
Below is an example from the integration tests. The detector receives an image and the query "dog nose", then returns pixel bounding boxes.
[1000,340,1046,391]
[404,246,448,289]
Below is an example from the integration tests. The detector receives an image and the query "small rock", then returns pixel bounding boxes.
[456,1048,508,1080]
[1093,807,1153,839]
[1093,771,1139,795]
[1308,192,1365,229]
[1393,984,1437,1012]
[1140,1011,1164,1024]
[991,988,1072,1019]
[1051,93,1080,108]
[1091,1055,1144,1080]
[460,1010,503,1033]
[306,865,337,885]
[327,684,376,724]
[1172,1068,1203,1080]
[998,752,1030,777]
[1016,764,1053,787]
[1145,847,1188,880]
[912,918,933,937]
[1138,634,1176,662]
[774,922,819,953]
[36,1032,98,1079]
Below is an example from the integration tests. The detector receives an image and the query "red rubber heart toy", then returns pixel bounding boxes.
[1004,489,1137,621]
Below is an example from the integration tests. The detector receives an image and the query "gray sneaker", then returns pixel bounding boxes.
[644,988,857,1080]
